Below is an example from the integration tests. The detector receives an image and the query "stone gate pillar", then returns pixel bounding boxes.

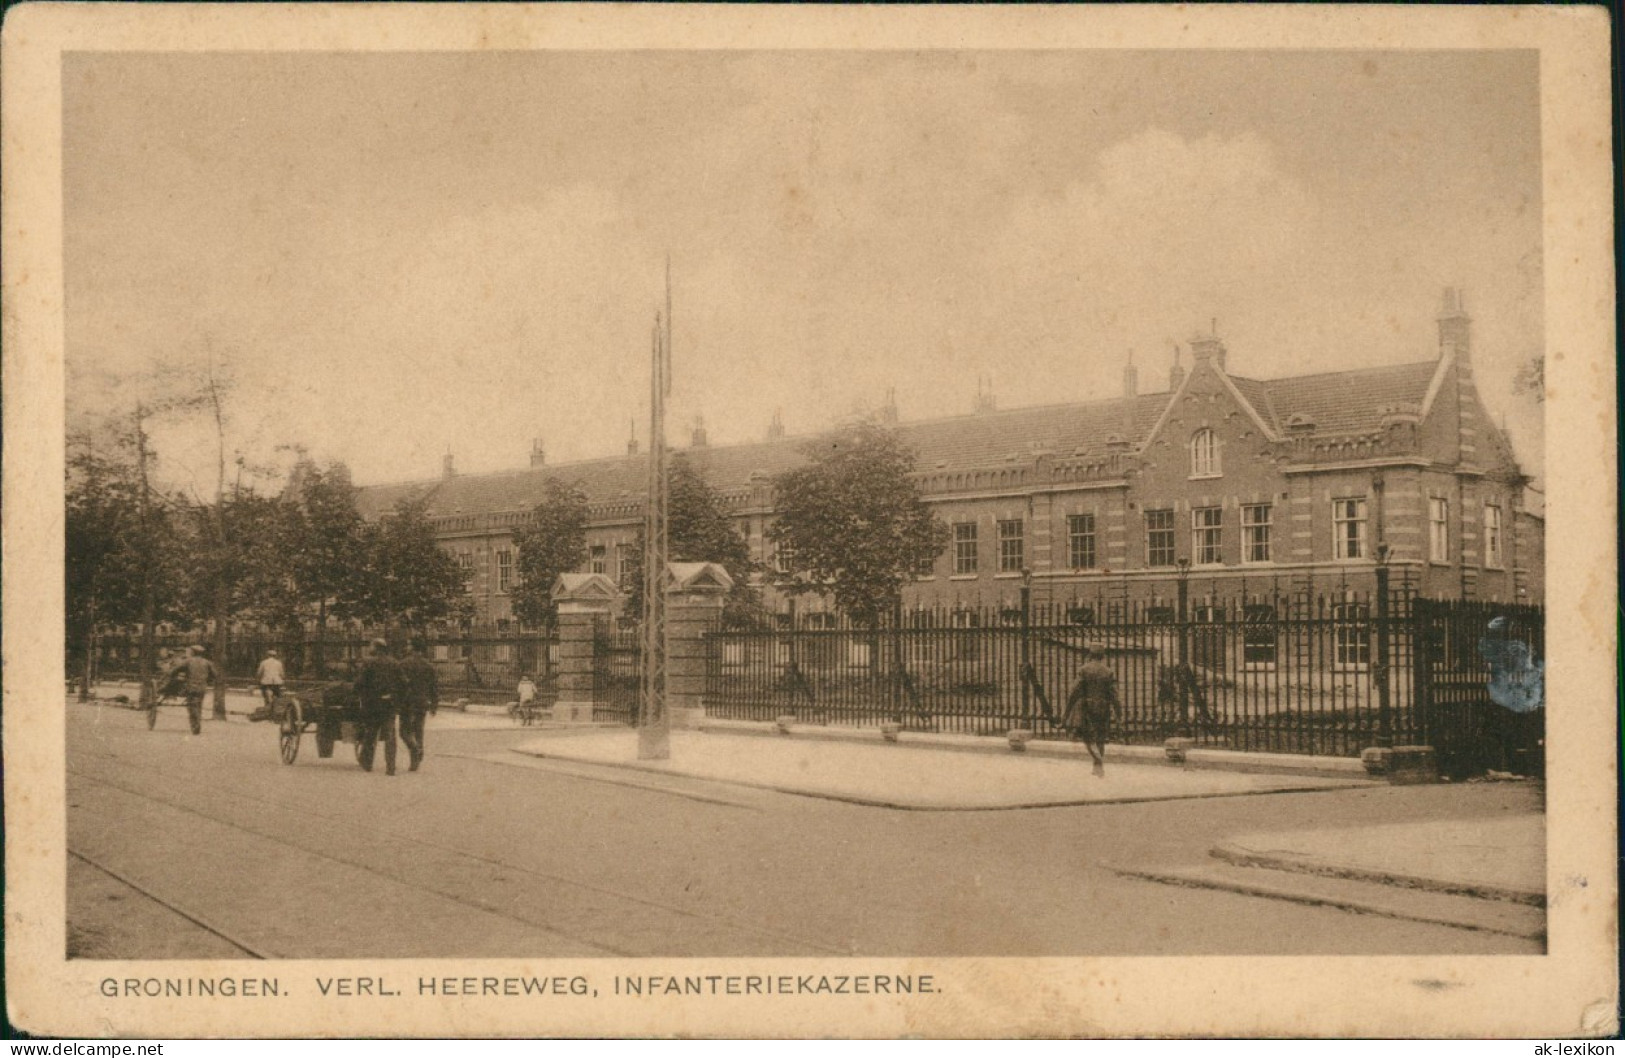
[665,562,733,730]
[550,572,621,723]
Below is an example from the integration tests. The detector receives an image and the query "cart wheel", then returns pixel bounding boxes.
[316,724,336,759]
[279,700,303,765]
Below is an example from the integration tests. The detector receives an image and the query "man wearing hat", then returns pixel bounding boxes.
[162,645,217,736]
[1063,643,1117,777]
[249,648,286,722]
[354,638,402,776]
[397,643,439,772]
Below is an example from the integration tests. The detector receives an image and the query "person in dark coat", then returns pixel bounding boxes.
[397,645,439,772]
[162,645,217,736]
[354,639,402,775]
[1063,644,1116,777]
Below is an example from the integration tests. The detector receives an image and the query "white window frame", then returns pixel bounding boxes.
[456,552,476,593]
[1332,599,1371,671]
[1429,497,1450,563]
[1190,428,1221,478]
[997,519,1025,573]
[616,543,636,590]
[1192,507,1223,566]
[1483,504,1504,569]
[496,548,514,594]
[1242,504,1273,564]
[588,544,608,575]
[952,522,979,575]
[1146,509,1176,567]
[1067,513,1097,570]
[1332,497,1368,560]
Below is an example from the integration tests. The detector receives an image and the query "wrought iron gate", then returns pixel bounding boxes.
[591,618,641,725]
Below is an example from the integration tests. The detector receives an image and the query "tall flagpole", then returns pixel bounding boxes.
[638,264,673,760]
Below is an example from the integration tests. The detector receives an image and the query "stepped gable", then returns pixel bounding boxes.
[1259,361,1436,438]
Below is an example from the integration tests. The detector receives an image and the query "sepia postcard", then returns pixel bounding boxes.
[3,3,1616,1040]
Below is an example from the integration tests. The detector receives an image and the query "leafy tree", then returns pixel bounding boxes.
[768,422,947,627]
[623,454,760,626]
[66,433,188,696]
[286,462,369,674]
[180,458,307,699]
[355,496,471,637]
[223,489,306,631]
[65,422,192,699]
[511,477,591,630]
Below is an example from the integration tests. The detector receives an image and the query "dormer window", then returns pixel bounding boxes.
[1190,428,1221,478]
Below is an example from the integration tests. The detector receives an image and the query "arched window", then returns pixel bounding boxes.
[1190,428,1220,477]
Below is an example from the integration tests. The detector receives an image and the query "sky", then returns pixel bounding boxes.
[63,49,1544,492]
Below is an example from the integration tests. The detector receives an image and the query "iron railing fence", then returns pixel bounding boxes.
[705,569,1429,756]
[84,631,561,703]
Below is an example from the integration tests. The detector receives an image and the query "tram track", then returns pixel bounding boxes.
[69,848,274,959]
[68,747,850,958]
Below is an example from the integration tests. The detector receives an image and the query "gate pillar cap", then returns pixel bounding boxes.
[665,562,733,594]
[552,572,622,603]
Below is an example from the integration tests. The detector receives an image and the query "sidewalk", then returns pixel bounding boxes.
[1112,813,1546,939]
[1215,815,1545,903]
[511,728,1374,810]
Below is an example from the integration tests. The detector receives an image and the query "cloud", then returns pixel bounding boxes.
[1001,129,1315,351]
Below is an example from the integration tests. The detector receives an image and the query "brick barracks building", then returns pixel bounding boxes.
[355,289,1543,629]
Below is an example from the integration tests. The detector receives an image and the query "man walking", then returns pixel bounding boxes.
[354,639,402,776]
[397,644,439,772]
[1063,644,1117,777]
[163,645,217,736]
[248,648,286,722]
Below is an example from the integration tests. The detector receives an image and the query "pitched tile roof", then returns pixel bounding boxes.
[355,359,1440,521]
[1257,361,1437,437]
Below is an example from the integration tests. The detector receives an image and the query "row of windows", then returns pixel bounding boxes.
[951,520,1030,575]
[1429,499,1506,567]
[933,499,1506,574]
[458,542,638,595]
[588,543,639,588]
[458,497,1507,589]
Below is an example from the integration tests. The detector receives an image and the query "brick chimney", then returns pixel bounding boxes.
[766,409,785,440]
[442,451,456,479]
[1438,286,1471,361]
[1189,323,1227,373]
[1439,287,1480,471]
[626,418,639,456]
[1169,344,1185,390]
[529,438,546,468]
[691,414,708,448]
[1122,354,1138,439]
